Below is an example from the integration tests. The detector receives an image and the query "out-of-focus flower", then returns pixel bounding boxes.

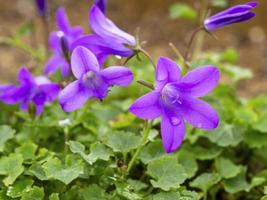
[35,0,48,17]
[0,68,60,115]
[44,7,84,77]
[204,2,258,30]
[72,5,136,65]
[59,46,133,112]
[129,57,220,153]
[94,0,107,13]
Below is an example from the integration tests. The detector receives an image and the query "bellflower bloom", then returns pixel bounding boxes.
[35,0,47,17]
[44,7,83,77]
[129,57,220,153]
[204,2,258,30]
[0,68,60,115]
[59,46,133,112]
[94,0,107,13]
[72,5,136,64]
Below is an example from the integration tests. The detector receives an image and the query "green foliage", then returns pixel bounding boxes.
[0,20,267,200]
[169,3,197,20]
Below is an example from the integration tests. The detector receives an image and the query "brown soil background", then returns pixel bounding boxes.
[0,0,267,97]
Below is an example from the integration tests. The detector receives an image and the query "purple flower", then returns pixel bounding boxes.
[0,68,60,115]
[94,0,107,13]
[59,46,133,112]
[44,7,83,77]
[204,2,258,30]
[129,57,220,153]
[72,5,136,64]
[35,0,47,17]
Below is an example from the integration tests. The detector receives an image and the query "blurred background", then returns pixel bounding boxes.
[0,0,266,96]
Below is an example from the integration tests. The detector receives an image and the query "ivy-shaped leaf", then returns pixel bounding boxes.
[139,140,165,164]
[106,131,141,153]
[0,153,24,186]
[0,125,15,152]
[21,186,44,200]
[6,178,34,198]
[147,156,187,191]
[190,172,221,192]
[43,155,84,184]
[215,157,242,179]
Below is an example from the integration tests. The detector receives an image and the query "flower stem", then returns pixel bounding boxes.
[184,26,205,62]
[137,80,154,90]
[127,120,151,173]
[138,48,156,70]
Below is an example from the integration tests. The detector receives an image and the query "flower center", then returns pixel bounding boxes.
[161,84,182,106]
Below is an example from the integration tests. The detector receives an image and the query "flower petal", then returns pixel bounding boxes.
[71,34,133,60]
[94,0,106,13]
[18,68,35,85]
[161,110,185,153]
[179,96,219,129]
[89,5,136,46]
[56,7,70,33]
[71,46,100,79]
[179,66,219,97]
[44,54,70,77]
[59,80,91,112]
[129,91,161,120]
[39,83,60,101]
[156,57,181,90]
[100,66,133,87]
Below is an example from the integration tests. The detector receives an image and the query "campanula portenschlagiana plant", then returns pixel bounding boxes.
[204,1,258,30]
[44,7,84,77]
[129,57,220,153]
[0,1,266,199]
[0,68,60,115]
[59,46,133,112]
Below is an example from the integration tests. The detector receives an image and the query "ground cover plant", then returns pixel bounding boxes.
[0,0,267,199]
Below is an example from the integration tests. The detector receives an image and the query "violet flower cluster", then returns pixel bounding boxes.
[0,1,259,153]
[0,68,60,115]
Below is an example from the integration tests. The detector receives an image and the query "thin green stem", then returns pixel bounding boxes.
[127,120,151,173]
[191,0,209,60]
[138,48,156,70]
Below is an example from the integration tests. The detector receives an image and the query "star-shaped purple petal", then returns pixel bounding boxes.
[129,57,220,153]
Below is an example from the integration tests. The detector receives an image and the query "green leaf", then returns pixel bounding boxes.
[0,125,15,152]
[6,178,34,198]
[147,156,187,191]
[15,142,38,161]
[49,193,60,200]
[190,172,221,192]
[28,163,47,181]
[189,145,222,160]
[222,64,253,82]
[116,182,143,200]
[145,190,199,200]
[210,0,228,7]
[244,130,267,148]
[222,48,239,63]
[145,192,180,200]
[253,113,267,133]
[127,179,148,192]
[215,157,242,179]
[169,3,197,20]
[224,167,250,193]
[68,141,112,165]
[80,184,107,200]
[224,167,265,193]
[0,153,24,186]
[177,150,198,178]
[139,140,165,164]
[21,186,44,200]
[43,155,84,184]
[106,131,141,153]
[204,123,245,147]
